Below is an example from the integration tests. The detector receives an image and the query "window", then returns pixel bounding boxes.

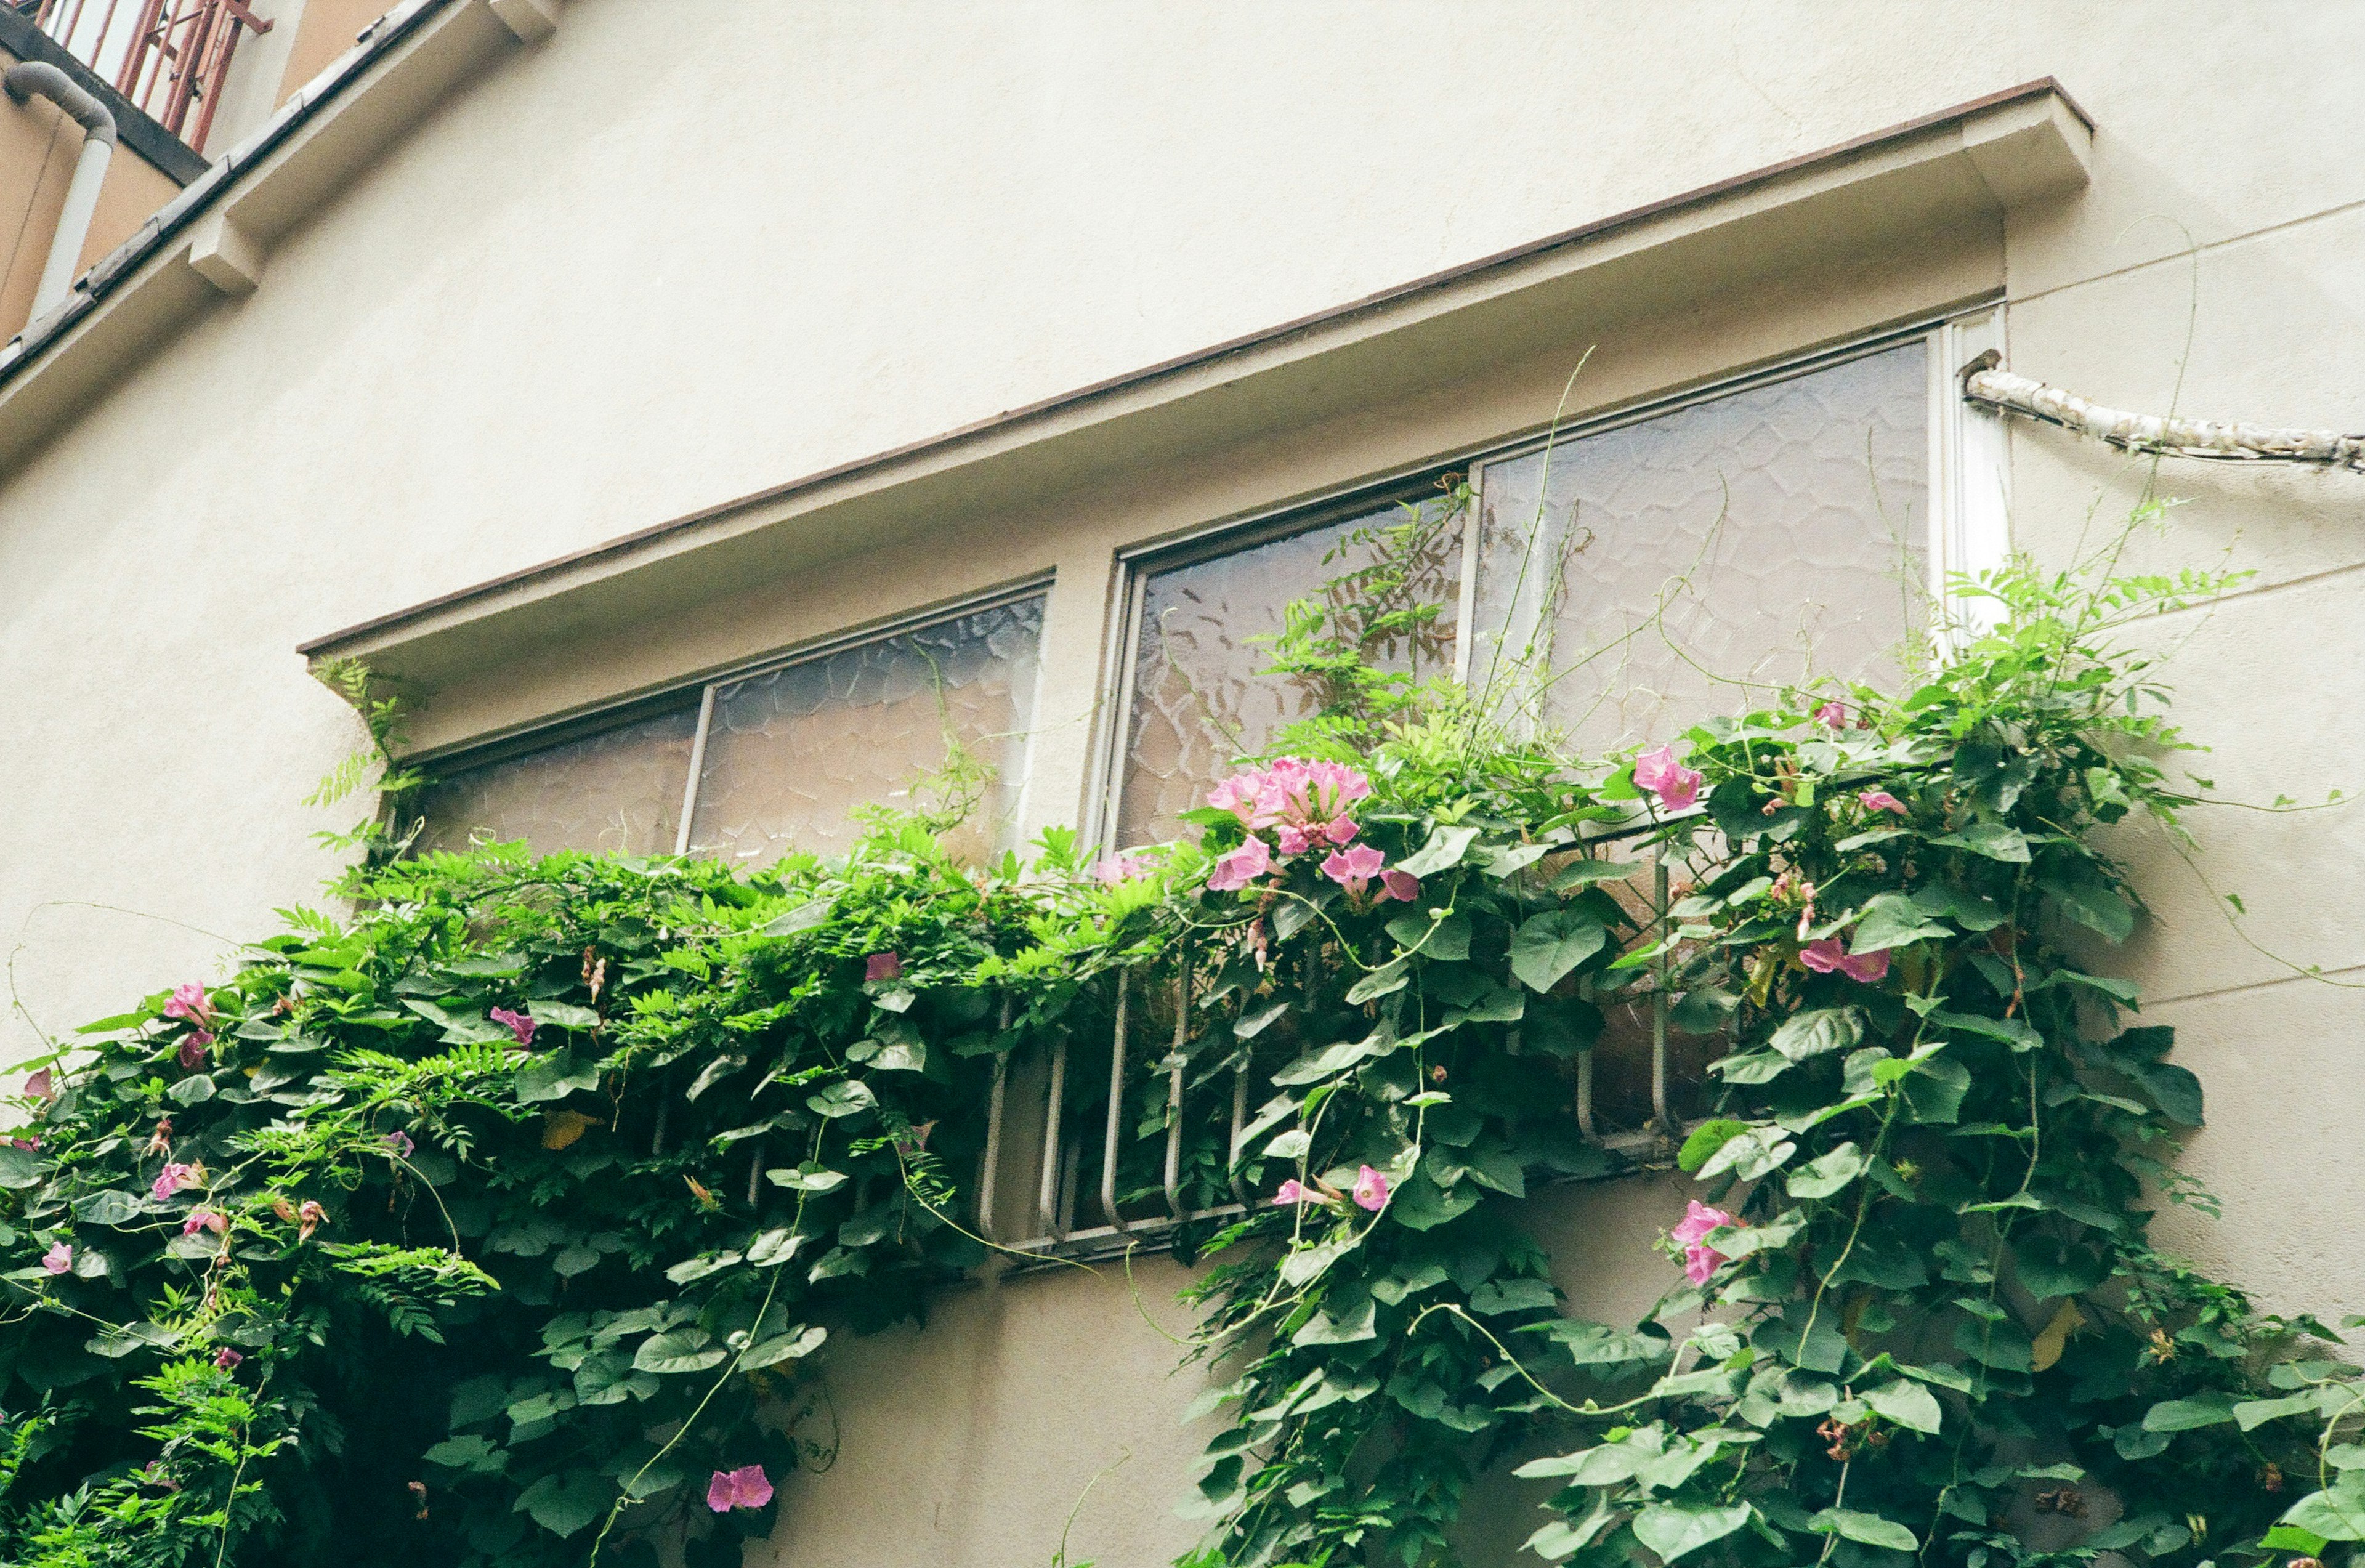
[1113,493,1460,849]
[413,705,701,859]
[414,593,1046,863]
[1469,339,1930,756]
[1102,323,1993,847]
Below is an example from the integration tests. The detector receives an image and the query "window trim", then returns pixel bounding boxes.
[1091,304,2011,849]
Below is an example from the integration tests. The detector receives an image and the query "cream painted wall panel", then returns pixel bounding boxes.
[2147,977,2365,1328]
[2002,211,2365,1006]
[765,1259,1214,1568]
[2005,203,2365,599]
[2089,576,2365,1006]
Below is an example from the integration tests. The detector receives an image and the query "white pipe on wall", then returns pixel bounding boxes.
[4,63,117,322]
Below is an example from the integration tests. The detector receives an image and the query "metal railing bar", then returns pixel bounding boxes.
[1575,1040,1597,1142]
[1035,1035,1067,1242]
[976,1051,1008,1235]
[1161,969,1187,1219]
[1099,972,1131,1232]
[1226,1062,1250,1205]
[1650,856,1672,1141]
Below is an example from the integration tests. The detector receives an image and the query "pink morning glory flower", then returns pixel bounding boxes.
[707,1465,773,1513]
[1320,844,1386,891]
[1271,1180,1315,1206]
[864,952,903,983]
[1380,868,1420,903]
[1091,854,1150,886]
[1352,1165,1389,1211]
[1206,834,1274,893]
[40,1242,70,1275]
[162,983,213,1027]
[1813,701,1848,729]
[150,1163,196,1202]
[177,1033,211,1070]
[212,1346,243,1370]
[1858,790,1907,815]
[1800,938,1891,984]
[488,1008,535,1048]
[23,1070,52,1102]
[1633,745,1703,810]
[180,1211,225,1238]
[383,1130,414,1158]
[1672,1199,1739,1285]
[1275,824,1314,855]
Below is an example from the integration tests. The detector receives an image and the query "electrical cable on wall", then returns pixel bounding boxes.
[1960,347,2365,472]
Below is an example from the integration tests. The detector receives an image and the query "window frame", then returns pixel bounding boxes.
[407,574,1055,858]
[1090,304,2009,850]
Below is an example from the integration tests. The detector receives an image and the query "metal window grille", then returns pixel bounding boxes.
[986,825,1702,1266]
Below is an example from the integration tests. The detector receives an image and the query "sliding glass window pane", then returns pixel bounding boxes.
[1473,341,1929,757]
[688,598,1044,866]
[1115,497,1460,849]
[413,705,699,857]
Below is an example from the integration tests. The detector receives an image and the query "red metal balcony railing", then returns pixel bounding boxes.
[15,0,270,155]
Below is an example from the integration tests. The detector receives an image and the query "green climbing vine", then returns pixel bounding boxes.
[0,494,2353,1568]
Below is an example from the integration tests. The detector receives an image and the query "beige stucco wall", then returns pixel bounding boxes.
[0,46,184,339]
[2,3,2363,1562]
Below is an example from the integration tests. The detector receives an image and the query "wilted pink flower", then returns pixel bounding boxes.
[1352,1165,1390,1211]
[296,1200,326,1242]
[383,1130,414,1158]
[488,1007,535,1048]
[177,1032,211,1070]
[150,1163,196,1203]
[212,1346,243,1370]
[40,1242,70,1275]
[1633,745,1703,811]
[1672,1200,1739,1285]
[1320,844,1386,892]
[144,1117,173,1157]
[1207,835,1274,893]
[1091,854,1150,886]
[23,1070,52,1103]
[1813,701,1848,729]
[1800,938,1891,984]
[162,983,213,1027]
[864,952,903,983]
[1380,868,1420,903]
[1858,790,1907,816]
[6,1138,39,1152]
[706,1465,773,1513]
[180,1210,225,1238]
[1271,1179,1315,1206]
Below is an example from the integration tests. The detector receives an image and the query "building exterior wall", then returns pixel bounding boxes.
[1,4,2362,1562]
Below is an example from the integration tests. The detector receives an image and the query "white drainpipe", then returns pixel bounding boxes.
[4,62,117,321]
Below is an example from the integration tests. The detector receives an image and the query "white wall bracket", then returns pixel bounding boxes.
[185,211,264,296]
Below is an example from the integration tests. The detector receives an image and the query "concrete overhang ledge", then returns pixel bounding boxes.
[300,79,2088,703]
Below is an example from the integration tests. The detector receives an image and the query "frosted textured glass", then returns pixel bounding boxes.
[689,599,1043,866]
[1115,501,1460,849]
[1473,342,1929,758]
[414,706,698,857]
